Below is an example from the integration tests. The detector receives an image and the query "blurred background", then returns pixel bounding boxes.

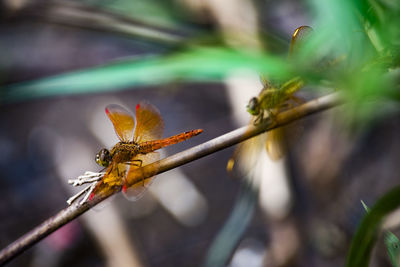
[1,0,400,266]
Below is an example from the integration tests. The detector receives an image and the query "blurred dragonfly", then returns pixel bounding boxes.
[246,26,312,123]
[247,26,312,160]
[67,101,202,205]
[215,28,313,266]
[227,26,313,171]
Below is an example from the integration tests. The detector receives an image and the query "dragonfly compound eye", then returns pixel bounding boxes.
[247,97,260,115]
[96,148,111,167]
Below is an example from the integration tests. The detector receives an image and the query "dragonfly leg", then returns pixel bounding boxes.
[289,95,304,105]
[114,163,129,179]
[126,159,143,167]
[253,112,264,125]
[267,109,279,127]
[125,159,144,185]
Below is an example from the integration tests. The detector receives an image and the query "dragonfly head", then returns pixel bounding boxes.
[95,148,111,167]
[247,97,260,116]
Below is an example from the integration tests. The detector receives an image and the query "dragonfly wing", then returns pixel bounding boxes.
[90,163,124,200]
[105,104,135,142]
[103,162,127,186]
[134,101,164,143]
[289,25,313,57]
[123,152,160,201]
[227,132,268,176]
[265,128,286,161]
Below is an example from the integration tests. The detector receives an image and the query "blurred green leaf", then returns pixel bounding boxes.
[361,0,400,54]
[1,47,291,103]
[385,232,400,267]
[347,186,400,267]
[361,200,400,267]
[306,0,399,128]
[203,179,258,267]
[361,200,371,213]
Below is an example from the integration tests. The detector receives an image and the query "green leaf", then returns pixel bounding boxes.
[360,200,400,267]
[385,232,400,267]
[1,47,290,103]
[361,200,371,213]
[347,186,400,267]
[203,179,258,267]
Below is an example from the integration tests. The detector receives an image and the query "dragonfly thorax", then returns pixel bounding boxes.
[95,142,141,168]
[110,142,141,164]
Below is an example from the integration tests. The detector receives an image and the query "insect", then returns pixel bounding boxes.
[247,25,312,160]
[247,25,313,125]
[67,101,202,204]
[246,76,304,124]
[227,26,312,171]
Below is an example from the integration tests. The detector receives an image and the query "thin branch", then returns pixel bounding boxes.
[0,92,342,265]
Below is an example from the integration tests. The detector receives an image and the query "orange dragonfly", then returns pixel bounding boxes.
[68,101,202,204]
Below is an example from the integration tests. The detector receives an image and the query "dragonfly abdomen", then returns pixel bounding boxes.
[280,77,304,96]
[138,129,203,153]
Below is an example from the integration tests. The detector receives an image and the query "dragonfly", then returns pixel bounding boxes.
[247,25,313,125]
[246,25,312,160]
[67,101,202,205]
[227,26,312,172]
